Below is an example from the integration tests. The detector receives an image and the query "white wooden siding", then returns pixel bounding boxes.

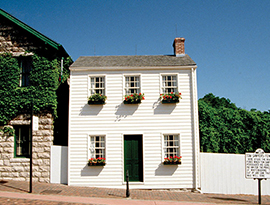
[69,69,198,189]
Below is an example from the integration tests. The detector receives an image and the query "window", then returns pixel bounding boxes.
[163,134,180,158]
[14,126,30,158]
[18,57,32,87]
[90,76,105,95]
[89,135,105,159]
[125,76,140,95]
[161,75,177,94]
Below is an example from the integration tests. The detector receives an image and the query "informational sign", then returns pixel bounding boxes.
[245,148,270,179]
[32,116,39,131]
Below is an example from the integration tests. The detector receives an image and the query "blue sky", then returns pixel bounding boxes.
[1,1,270,111]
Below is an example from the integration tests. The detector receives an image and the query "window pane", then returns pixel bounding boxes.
[125,76,140,95]
[19,58,31,87]
[90,77,105,95]
[164,134,180,158]
[15,126,30,157]
[162,75,177,94]
[90,135,105,159]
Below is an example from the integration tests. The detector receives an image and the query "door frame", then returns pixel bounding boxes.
[122,133,144,184]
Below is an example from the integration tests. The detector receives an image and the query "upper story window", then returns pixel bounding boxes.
[161,75,177,94]
[14,126,30,158]
[163,134,180,158]
[125,76,140,95]
[18,57,32,87]
[89,76,105,95]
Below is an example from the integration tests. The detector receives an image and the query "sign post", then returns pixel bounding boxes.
[245,148,270,204]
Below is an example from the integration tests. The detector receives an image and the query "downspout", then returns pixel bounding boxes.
[60,57,64,82]
[191,67,201,193]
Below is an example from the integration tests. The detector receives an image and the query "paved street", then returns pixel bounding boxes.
[0,180,270,205]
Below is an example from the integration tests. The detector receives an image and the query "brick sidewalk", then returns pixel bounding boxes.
[0,180,270,204]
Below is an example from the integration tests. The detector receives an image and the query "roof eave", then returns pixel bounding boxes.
[69,65,197,72]
[0,8,69,57]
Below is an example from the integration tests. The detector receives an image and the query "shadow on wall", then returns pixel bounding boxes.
[79,104,104,116]
[155,163,178,176]
[114,102,139,122]
[153,98,176,115]
[81,165,104,176]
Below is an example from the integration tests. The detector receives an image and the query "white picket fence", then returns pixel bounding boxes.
[200,152,270,195]
[50,146,270,195]
[50,145,68,184]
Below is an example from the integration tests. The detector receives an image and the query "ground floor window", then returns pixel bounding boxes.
[163,134,180,158]
[14,126,30,158]
[89,135,105,158]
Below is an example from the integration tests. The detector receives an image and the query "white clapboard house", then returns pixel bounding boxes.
[68,38,200,190]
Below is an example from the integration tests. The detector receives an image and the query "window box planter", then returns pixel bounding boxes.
[163,161,181,165]
[88,157,106,166]
[124,93,145,104]
[124,99,141,104]
[162,99,179,104]
[88,100,106,105]
[163,156,182,165]
[160,92,182,104]
[88,94,107,105]
[88,162,106,166]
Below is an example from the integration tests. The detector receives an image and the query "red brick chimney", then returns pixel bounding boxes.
[173,37,185,57]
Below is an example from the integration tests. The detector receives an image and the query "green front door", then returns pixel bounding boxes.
[124,135,143,182]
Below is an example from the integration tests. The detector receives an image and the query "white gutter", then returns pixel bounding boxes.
[191,67,201,191]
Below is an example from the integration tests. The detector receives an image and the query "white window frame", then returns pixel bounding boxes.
[88,135,106,159]
[162,133,181,160]
[88,75,106,96]
[160,74,178,94]
[123,74,141,96]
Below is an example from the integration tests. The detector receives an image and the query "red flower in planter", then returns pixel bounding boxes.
[124,93,145,104]
[164,155,182,164]
[160,92,182,103]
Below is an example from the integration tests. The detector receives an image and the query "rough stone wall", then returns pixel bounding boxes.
[0,113,54,183]
[0,18,40,56]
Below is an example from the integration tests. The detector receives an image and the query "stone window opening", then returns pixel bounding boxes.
[14,125,30,158]
[18,57,32,87]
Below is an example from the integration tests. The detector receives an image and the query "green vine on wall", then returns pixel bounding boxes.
[0,53,72,125]
[0,126,15,136]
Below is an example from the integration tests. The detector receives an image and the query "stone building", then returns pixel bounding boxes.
[0,8,71,182]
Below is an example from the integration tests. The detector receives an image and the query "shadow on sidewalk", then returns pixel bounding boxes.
[0,180,28,193]
[210,196,248,202]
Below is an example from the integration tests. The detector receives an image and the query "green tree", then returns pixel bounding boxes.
[199,93,270,154]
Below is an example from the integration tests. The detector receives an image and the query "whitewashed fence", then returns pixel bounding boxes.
[50,145,68,184]
[50,147,270,195]
[200,152,270,195]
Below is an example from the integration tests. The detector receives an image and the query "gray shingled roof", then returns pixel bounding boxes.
[70,54,196,68]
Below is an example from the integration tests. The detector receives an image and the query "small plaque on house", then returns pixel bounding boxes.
[245,148,270,179]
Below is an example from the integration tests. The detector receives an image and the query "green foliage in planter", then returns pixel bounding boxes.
[88,157,106,166]
[124,93,145,104]
[88,93,107,104]
[163,156,182,165]
[160,92,181,103]
[0,53,73,125]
